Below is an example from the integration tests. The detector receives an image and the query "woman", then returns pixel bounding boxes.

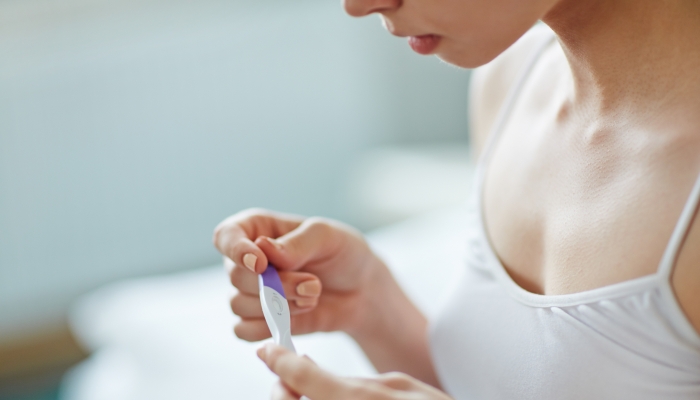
[213,0,700,398]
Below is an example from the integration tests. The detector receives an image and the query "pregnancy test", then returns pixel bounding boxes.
[258,265,296,353]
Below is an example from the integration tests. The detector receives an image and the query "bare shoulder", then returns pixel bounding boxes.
[672,206,700,336]
[468,23,555,158]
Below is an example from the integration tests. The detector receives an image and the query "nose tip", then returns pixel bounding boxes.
[343,0,400,17]
[342,0,364,17]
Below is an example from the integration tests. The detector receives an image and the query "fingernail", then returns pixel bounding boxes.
[243,253,257,272]
[296,298,317,308]
[264,236,283,250]
[256,346,266,361]
[296,280,321,297]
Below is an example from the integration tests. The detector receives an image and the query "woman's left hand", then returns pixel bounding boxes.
[257,344,453,400]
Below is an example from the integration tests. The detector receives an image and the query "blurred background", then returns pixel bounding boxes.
[0,0,472,398]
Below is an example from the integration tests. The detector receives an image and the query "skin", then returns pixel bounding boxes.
[255,343,451,400]
[213,0,700,398]
[214,209,439,387]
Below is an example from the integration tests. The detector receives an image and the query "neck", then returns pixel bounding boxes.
[543,0,700,122]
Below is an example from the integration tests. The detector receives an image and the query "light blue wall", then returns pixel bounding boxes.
[0,0,470,338]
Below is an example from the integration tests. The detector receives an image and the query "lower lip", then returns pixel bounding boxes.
[408,35,441,55]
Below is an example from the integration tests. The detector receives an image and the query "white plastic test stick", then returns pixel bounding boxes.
[258,265,296,353]
[259,266,312,400]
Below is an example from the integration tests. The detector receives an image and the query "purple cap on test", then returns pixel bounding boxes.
[260,265,286,299]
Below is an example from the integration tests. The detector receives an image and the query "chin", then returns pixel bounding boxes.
[435,36,521,69]
[436,53,479,69]
[435,48,497,69]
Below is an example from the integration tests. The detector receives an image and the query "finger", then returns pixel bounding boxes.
[257,344,348,399]
[230,293,263,318]
[233,319,271,342]
[375,372,415,391]
[278,271,322,299]
[229,263,259,295]
[219,232,267,274]
[224,256,235,274]
[213,209,304,273]
[375,372,450,398]
[293,297,318,309]
[230,293,317,319]
[255,217,344,271]
[302,355,316,365]
[230,265,322,300]
[236,295,345,341]
[272,381,300,400]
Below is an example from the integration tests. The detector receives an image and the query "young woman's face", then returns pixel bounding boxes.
[344,0,558,68]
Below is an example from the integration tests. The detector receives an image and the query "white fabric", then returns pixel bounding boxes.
[430,29,700,400]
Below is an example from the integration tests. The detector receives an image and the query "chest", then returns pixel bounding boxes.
[482,106,698,295]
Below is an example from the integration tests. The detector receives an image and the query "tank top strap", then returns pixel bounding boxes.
[475,28,556,181]
[657,171,700,280]
[472,27,700,282]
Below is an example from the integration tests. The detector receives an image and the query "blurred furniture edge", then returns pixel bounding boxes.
[0,326,86,397]
[60,205,471,400]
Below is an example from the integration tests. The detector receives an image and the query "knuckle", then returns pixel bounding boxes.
[213,222,235,251]
[304,217,335,237]
[273,360,316,389]
[232,322,249,340]
[229,294,246,315]
[229,265,251,289]
[212,222,226,246]
[229,267,242,287]
[305,216,330,228]
[223,257,235,274]
[231,241,253,259]
[381,371,409,382]
[378,372,413,391]
[285,363,312,389]
[213,207,270,246]
[233,322,268,342]
[344,382,376,399]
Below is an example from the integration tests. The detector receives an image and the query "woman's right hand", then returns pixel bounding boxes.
[212,208,389,341]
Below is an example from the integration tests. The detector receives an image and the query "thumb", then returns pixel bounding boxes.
[257,343,344,399]
[255,217,339,271]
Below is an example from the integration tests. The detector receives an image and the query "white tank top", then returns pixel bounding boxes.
[429,29,700,400]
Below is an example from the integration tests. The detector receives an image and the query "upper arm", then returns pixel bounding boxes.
[468,24,555,160]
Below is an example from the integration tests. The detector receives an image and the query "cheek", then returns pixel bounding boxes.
[435,23,533,68]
